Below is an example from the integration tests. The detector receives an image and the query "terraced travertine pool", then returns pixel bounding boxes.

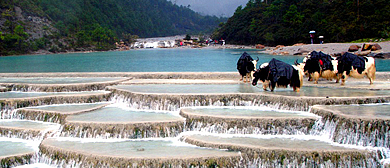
[1,72,390,167]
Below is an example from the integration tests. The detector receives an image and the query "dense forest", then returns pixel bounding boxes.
[212,0,390,46]
[0,0,225,55]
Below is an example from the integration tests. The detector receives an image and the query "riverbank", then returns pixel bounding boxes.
[262,41,390,56]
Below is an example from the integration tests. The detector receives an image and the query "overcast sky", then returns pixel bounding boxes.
[169,0,248,17]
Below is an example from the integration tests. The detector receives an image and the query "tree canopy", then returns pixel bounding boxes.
[0,0,226,55]
[212,0,390,46]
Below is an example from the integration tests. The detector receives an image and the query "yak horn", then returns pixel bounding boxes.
[256,57,259,61]
[294,59,299,66]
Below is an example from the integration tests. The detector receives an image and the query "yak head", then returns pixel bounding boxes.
[252,62,269,86]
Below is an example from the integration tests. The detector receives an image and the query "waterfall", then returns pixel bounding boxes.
[59,121,185,139]
[109,92,308,112]
[310,106,390,149]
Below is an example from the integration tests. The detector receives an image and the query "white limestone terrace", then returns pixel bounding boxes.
[0,120,60,140]
[181,134,382,167]
[0,72,389,167]
[39,137,241,167]
[61,105,185,139]
[310,104,390,148]
[0,137,37,167]
[181,106,319,135]
[14,102,111,123]
[0,77,130,92]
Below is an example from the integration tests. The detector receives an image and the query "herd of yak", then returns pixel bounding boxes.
[237,51,376,92]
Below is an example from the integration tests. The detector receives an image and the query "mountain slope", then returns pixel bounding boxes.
[0,0,225,55]
[212,0,390,46]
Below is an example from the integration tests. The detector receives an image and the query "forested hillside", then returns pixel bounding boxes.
[212,0,390,46]
[0,0,225,55]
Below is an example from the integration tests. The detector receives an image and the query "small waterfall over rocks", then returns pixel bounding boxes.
[60,121,185,139]
[310,105,390,149]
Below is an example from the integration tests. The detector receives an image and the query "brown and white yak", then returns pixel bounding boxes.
[336,52,376,85]
[297,51,339,84]
[237,52,258,83]
[252,58,304,92]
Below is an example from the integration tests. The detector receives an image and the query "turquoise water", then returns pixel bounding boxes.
[2,48,388,72]
[1,48,389,72]
[0,49,305,72]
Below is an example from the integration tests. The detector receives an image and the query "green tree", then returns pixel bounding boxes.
[14,25,28,50]
[184,34,191,40]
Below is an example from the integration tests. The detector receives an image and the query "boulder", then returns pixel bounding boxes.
[275,45,285,49]
[362,43,382,51]
[371,43,382,51]
[293,48,310,55]
[348,45,360,52]
[356,50,371,56]
[293,43,305,46]
[256,44,265,49]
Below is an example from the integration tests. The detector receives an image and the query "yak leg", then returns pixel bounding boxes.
[262,81,269,91]
[340,72,348,85]
[313,72,320,84]
[366,66,376,85]
[293,86,300,92]
[243,73,248,83]
[308,74,313,81]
